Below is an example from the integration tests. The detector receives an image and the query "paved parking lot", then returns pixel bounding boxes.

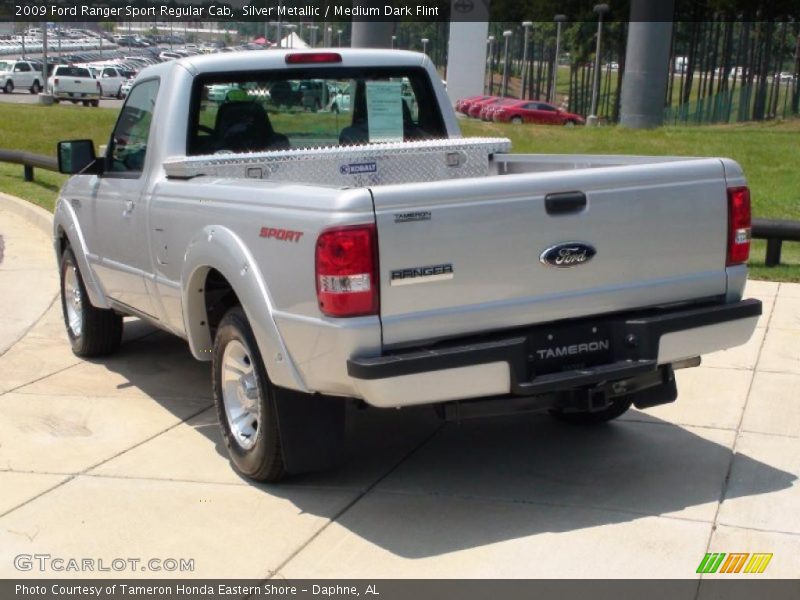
[0,199,798,581]
[0,92,123,109]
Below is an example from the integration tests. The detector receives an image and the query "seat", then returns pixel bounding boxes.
[214,101,289,153]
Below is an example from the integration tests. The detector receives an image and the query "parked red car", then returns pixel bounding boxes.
[479,98,520,121]
[455,95,492,115]
[467,96,503,118]
[493,100,585,126]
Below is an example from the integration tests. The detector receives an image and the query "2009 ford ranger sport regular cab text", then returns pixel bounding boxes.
[53,49,761,482]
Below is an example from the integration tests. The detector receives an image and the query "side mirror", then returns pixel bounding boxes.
[57,140,98,175]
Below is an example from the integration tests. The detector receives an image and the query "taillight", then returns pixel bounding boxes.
[727,186,751,266]
[54,78,59,85]
[315,224,379,317]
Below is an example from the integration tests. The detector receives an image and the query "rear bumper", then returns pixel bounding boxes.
[53,91,100,99]
[348,299,761,408]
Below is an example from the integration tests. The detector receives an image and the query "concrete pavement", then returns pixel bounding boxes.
[0,200,798,582]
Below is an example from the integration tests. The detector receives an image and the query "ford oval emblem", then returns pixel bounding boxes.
[540,242,596,268]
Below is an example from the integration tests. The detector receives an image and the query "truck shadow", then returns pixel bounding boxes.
[97,321,796,559]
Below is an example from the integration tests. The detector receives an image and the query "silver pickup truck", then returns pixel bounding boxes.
[54,49,761,482]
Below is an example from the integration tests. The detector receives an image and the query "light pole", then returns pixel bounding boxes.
[285,24,296,48]
[486,35,495,95]
[551,14,567,104]
[520,21,533,99]
[391,35,396,49]
[337,29,342,47]
[588,3,610,125]
[421,37,429,55]
[501,30,512,97]
[308,25,318,47]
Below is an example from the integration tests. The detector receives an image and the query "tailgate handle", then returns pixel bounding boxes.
[545,191,587,215]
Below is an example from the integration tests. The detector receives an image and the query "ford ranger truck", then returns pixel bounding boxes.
[53,49,762,482]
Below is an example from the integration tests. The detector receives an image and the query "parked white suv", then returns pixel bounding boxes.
[0,60,43,94]
[88,65,127,98]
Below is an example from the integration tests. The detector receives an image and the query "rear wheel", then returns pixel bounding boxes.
[91,100,99,107]
[3,81,13,94]
[565,120,577,127]
[30,80,41,94]
[213,306,286,482]
[60,248,123,357]
[550,397,632,425]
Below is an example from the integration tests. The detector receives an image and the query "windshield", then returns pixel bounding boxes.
[0,61,11,71]
[188,66,446,155]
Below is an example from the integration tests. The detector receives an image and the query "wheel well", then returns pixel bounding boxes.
[204,268,240,339]
[56,229,69,256]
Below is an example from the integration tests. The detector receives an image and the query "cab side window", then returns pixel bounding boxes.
[108,79,159,174]
[15,63,30,72]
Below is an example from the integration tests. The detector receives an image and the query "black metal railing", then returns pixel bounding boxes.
[752,218,800,268]
[0,149,58,182]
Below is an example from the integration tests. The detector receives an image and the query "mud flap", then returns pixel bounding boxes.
[273,388,346,474]
[630,366,678,409]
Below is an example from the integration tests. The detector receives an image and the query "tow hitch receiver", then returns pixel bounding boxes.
[441,365,677,422]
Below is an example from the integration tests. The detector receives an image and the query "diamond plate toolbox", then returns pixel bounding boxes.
[163,137,511,187]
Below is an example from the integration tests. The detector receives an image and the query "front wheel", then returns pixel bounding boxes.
[549,397,632,425]
[510,116,523,125]
[3,81,13,94]
[30,80,41,94]
[213,306,286,482]
[60,248,123,357]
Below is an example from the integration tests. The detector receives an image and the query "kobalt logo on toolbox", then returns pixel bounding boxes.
[340,162,378,175]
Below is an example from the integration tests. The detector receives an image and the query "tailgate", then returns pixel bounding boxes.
[372,158,731,347]
[58,80,95,94]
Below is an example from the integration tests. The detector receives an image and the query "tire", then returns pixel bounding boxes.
[550,396,632,425]
[91,100,99,107]
[82,100,90,107]
[511,116,523,125]
[53,99,60,104]
[116,86,122,99]
[3,81,13,94]
[213,306,286,483]
[30,80,41,94]
[60,248,123,357]
[565,120,577,127]
[331,103,339,114]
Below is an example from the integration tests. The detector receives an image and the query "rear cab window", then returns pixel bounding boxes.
[187,66,446,155]
[55,67,92,78]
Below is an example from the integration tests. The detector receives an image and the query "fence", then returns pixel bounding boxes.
[0,149,58,181]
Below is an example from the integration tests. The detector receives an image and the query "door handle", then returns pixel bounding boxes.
[545,191,587,215]
[123,200,134,215]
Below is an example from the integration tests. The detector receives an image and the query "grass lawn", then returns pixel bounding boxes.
[0,103,797,280]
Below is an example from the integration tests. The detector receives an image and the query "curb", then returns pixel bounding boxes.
[0,191,53,235]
